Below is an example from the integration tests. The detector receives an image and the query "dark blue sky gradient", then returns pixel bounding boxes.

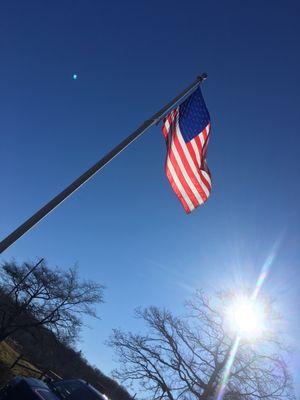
[1,0,300,390]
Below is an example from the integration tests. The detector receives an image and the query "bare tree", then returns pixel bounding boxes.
[0,259,104,343]
[108,290,294,400]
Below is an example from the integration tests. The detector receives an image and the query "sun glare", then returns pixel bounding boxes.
[226,296,265,339]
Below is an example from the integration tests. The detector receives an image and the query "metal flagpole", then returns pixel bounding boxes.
[0,73,208,253]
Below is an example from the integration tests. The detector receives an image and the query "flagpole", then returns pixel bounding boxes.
[0,73,208,253]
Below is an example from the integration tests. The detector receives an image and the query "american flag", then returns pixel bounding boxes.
[162,87,211,213]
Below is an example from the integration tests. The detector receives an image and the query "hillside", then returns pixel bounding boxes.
[0,331,132,400]
[0,341,41,385]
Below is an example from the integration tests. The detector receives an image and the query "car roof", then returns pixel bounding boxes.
[14,376,49,389]
[53,379,107,399]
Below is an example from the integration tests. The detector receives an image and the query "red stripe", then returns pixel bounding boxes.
[163,114,194,213]
[162,111,178,141]
[186,141,199,169]
[168,147,199,208]
[194,132,211,192]
[162,126,168,140]
[200,170,211,192]
[162,125,168,139]
[173,131,208,202]
[194,135,202,152]
[187,138,210,195]
[165,164,191,213]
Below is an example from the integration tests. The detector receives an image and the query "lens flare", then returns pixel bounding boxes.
[215,238,281,400]
[216,336,240,400]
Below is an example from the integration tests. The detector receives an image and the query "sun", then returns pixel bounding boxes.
[226,296,265,339]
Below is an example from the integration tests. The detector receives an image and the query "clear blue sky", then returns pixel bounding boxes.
[1,0,300,392]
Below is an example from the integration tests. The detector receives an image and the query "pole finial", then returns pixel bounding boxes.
[198,73,208,81]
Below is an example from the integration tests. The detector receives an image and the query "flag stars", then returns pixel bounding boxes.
[179,88,210,143]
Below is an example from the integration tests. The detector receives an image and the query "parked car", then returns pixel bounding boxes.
[0,376,108,400]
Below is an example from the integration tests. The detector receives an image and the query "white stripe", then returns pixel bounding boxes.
[202,170,212,187]
[190,138,201,167]
[166,158,194,212]
[163,110,177,136]
[170,141,203,205]
[199,132,205,147]
[164,119,170,133]
[175,123,210,198]
[171,109,177,119]
[199,125,210,147]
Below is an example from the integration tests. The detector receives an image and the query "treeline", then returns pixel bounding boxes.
[0,260,133,400]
